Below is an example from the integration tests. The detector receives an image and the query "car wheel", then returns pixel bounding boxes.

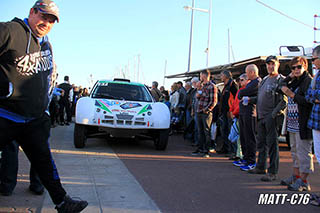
[74,124,87,148]
[154,128,169,150]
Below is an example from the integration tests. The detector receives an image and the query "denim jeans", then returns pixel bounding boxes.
[256,115,279,174]
[197,112,213,153]
[185,109,192,127]
[184,109,193,140]
[193,114,199,145]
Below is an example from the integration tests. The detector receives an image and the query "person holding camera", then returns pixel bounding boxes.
[280,56,313,191]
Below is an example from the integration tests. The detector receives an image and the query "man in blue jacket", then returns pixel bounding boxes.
[235,64,261,171]
[0,1,88,212]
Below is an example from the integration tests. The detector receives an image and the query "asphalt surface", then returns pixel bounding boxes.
[109,134,320,213]
[0,123,319,212]
[0,147,45,213]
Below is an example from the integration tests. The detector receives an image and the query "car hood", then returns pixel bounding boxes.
[94,99,153,116]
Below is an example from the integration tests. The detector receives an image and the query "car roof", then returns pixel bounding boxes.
[97,79,145,87]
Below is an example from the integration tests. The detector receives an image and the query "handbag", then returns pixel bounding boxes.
[228,118,239,143]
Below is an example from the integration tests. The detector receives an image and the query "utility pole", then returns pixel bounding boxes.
[187,0,195,73]
[163,59,167,86]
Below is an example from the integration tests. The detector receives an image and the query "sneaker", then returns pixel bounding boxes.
[288,178,311,191]
[280,175,297,186]
[248,168,267,174]
[261,173,277,182]
[240,163,256,171]
[202,153,210,158]
[55,195,88,213]
[311,193,320,201]
[209,148,216,154]
[233,159,247,167]
[310,196,320,206]
[310,199,320,207]
[65,122,70,126]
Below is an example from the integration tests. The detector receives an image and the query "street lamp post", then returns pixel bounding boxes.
[184,0,212,72]
[206,0,212,67]
[186,0,195,73]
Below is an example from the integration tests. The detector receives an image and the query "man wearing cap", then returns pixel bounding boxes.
[0,1,88,212]
[248,56,287,182]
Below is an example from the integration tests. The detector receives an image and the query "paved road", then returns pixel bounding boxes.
[0,123,319,212]
[109,133,320,213]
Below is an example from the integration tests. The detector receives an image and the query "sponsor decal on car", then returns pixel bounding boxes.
[103,100,121,106]
[95,100,112,113]
[120,102,142,110]
[138,104,152,115]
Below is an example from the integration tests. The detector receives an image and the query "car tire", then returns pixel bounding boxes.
[74,124,87,148]
[154,128,169,150]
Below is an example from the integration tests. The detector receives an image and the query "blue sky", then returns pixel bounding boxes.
[1,0,318,89]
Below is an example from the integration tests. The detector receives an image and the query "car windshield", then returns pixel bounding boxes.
[92,82,153,102]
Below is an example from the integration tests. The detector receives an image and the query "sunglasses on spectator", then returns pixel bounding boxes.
[291,65,302,70]
[240,79,245,81]
[312,57,320,62]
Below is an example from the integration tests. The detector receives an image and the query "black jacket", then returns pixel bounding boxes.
[281,72,313,140]
[219,79,238,115]
[59,82,72,102]
[186,88,195,111]
[238,77,261,116]
[0,18,54,118]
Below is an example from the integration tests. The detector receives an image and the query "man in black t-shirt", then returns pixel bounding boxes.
[58,76,73,125]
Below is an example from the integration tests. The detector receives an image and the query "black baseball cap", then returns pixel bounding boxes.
[266,55,279,63]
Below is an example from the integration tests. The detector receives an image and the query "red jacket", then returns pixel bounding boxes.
[230,87,245,118]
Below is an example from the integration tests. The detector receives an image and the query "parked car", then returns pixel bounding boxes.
[74,78,170,150]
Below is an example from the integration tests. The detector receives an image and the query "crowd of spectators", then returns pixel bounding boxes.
[49,75,90,128]
[150,46,320,206]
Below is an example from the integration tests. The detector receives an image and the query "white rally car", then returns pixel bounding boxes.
[74,78,170,150]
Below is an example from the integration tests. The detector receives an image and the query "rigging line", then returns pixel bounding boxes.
[256,0,313,29]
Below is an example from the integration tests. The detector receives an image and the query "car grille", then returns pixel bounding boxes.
[116,114,134,120]
[100,119,146,127]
